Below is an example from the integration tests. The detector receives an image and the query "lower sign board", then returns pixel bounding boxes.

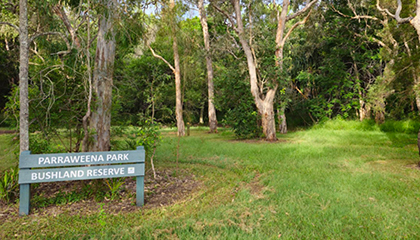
[19,164,144,184]
[18,147,145,216]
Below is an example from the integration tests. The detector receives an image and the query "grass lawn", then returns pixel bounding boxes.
[1,123,420,239]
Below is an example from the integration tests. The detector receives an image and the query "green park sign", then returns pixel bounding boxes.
[18,147,145,216]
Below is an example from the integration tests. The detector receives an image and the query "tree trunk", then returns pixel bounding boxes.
[89,0,117,151]
[199,105,204,124]
[170,0,185,137]
[260,90,277,140]
[359,98,368,121]
[198,0,217,133]
[19,0,29,153]
[278,106,287,134]
[411,1,420,43]
[174,58,185,136]
[274,0,290,135]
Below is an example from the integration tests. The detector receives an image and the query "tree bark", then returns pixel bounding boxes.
[90,0,117,151]
[19,0,29,153]
[261,89,277,140]
[198,0,217,133]
[170,0,185,137]
[409,0,420,42]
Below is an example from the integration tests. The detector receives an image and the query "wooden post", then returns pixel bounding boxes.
[19,150,31,216]
[136,146,144,206]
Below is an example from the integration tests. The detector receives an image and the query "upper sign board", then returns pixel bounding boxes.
[19,149,145,168]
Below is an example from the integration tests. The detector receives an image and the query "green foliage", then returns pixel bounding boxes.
[0,165,19,203]
[224,101,262,139]
[214,53,261,139]
[104,178,125,200]
[112,118,162,153]
[31,181,110,208]
[114,53,174,125]
[29,133,65,154]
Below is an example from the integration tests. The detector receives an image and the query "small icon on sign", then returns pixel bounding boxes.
[128,167,135,174]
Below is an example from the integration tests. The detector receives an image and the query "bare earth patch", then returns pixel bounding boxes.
[0,168,201,221]
[0,130,16,135]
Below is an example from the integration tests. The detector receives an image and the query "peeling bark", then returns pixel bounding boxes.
[90,0,117,151]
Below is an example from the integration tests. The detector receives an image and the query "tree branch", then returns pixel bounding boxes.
[52,4,82,49]
[331,5,380,22]
[286,0,318,21]
[281,10,312,46]
[29,32,71,55]
[148,45,175,72]
[211,2,239,33]
[354,32,387,49]
[376,0,412,24]
[0,22,19,32]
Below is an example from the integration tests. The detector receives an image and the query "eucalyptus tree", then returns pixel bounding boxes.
[149,0,186,136]
[89,0,119,151]
[212,0,317,140]
[198,0,217,132]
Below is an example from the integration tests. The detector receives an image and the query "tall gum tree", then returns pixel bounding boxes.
[90,0,118,151]
[149,0,185,136]
[213,0,316,140]
[198,0,218,133]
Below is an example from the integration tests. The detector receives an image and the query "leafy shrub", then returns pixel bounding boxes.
[0,165,19,203]
[223,98,262,139]
[29,133,65,154]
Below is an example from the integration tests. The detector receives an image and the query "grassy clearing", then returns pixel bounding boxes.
[1,120,420,239]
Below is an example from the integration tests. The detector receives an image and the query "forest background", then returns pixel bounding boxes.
[1,0,420,152]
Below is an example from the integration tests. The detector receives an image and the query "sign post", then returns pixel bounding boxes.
[18,147,145,216]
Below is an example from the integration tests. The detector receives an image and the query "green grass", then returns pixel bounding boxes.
[2,120,420,239]
[0,133,18,172]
